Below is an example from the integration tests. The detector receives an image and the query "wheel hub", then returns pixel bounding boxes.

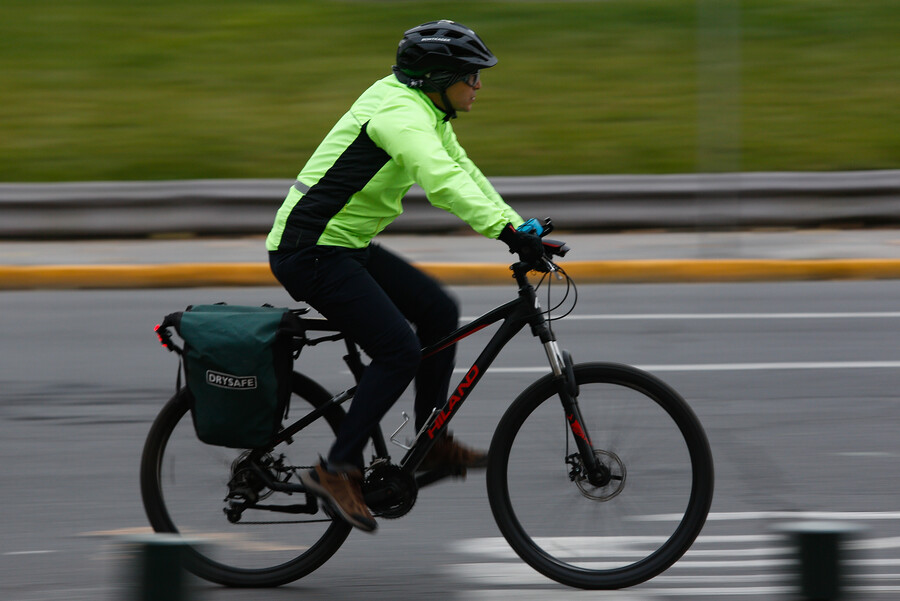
[566,450,626,501]
[224,452,292,522]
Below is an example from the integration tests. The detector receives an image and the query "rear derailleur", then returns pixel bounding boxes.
[223,452,317,523]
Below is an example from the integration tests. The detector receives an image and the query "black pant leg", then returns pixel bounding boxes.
[364,243,460,430]
[271,246,421,468]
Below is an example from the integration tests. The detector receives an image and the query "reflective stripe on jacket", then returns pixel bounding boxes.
[266,75,523,251]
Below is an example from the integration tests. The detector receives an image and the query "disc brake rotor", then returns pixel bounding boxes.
[571,449,627,501]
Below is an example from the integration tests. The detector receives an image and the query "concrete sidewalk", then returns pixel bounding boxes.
[2,228,900,289]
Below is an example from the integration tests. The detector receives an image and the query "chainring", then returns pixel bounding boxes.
[364,463,418,519]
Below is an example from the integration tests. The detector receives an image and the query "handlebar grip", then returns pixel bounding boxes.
[542,238,569,257]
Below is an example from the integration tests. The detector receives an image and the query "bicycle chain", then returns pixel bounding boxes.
[230,518,333,525]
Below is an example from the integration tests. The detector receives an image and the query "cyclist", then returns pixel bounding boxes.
[266,20,544,532]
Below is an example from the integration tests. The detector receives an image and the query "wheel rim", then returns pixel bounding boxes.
[490,366,712,588]
[143,392,350,583]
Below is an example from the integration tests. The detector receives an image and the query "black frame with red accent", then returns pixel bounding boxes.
[270,251,598,492]
[399,260,563,473]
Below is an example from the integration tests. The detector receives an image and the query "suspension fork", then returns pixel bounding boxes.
[542,337,602,474]
[516,267,601,474]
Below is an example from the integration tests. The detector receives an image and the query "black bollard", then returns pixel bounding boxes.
[123,533,197,601]
[780,521,864,600]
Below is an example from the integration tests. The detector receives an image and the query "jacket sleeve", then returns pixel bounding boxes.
[442,125,524,230]
[367,98,523,239]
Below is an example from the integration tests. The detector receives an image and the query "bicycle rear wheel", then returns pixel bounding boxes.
[487,362,714,589]
[140,372,351,587]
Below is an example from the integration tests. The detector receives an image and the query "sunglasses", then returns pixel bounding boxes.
[461,71,481,88]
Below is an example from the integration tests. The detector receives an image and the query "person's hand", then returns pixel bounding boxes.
[498,222,545,264]
[517,218,544,237]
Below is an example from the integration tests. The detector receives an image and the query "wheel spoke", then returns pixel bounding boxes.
[487,363,713,589]
[140,376,353,586]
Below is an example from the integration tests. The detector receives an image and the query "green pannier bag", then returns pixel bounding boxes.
[158,304,301,449]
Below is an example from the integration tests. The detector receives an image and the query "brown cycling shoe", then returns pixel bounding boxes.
[419,432,488,473]
[300,461,377,533]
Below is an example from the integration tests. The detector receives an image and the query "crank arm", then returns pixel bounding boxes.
[414,465,465,488]
[362,480,409,507]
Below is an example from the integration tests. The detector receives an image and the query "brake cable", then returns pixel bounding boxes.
[535,261,578,325]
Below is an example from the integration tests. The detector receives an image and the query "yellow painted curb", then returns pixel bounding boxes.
[2,259,900,290]
[0,263,275,290]
[555,259,900,283]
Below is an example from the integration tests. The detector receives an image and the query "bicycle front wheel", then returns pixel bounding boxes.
[487,362,714,589]
[140,372,351,587]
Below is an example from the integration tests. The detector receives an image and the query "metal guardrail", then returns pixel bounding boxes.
[1,171,898,238]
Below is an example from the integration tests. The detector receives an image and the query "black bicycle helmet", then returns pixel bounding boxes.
[394,20,497,120]
[397,20,497,78]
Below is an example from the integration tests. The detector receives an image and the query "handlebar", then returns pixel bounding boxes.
[541,237,569,258]
[512,217,570,274]
[538,218,569,257]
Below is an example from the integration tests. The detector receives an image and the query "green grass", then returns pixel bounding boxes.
[1,0,897,181]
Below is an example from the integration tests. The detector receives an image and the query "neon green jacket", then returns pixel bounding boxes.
[266,75,523,251]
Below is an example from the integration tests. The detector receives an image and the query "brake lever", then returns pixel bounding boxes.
[540,218,554,237]
[540,257,563,279]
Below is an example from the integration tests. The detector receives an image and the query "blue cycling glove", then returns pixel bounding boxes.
[517,218,544,237]
[498,222,544,264]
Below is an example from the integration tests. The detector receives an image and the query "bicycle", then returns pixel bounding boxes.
[141,223,714,590]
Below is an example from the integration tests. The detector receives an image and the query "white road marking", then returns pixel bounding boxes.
[449,518,900,598]
[561,312,900,321]
[635,511,900,521]
[446,562,796,596]
[853,536,900,551]
[835,451,899,458]
[451,535,783,560]
[459,592,654,601]
[850,559,900,567]
[462,311,900,322]
[635,587,793,596]
[640,361,900,372]
[3,550,57,556]
[456,360,900,374]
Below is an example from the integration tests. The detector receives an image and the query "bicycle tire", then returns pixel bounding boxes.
[140,372,352,587]
[487,362,714,589]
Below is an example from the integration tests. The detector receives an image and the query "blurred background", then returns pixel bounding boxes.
[1,0,897,183]
[2,2,900,600]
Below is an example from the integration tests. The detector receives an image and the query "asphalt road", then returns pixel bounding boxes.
[2,281,900,600]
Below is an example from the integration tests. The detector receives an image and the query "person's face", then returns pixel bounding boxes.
[444,71,482,113]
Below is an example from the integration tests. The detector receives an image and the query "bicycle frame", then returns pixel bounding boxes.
[275,262,600,486]
[399,264,569,470]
